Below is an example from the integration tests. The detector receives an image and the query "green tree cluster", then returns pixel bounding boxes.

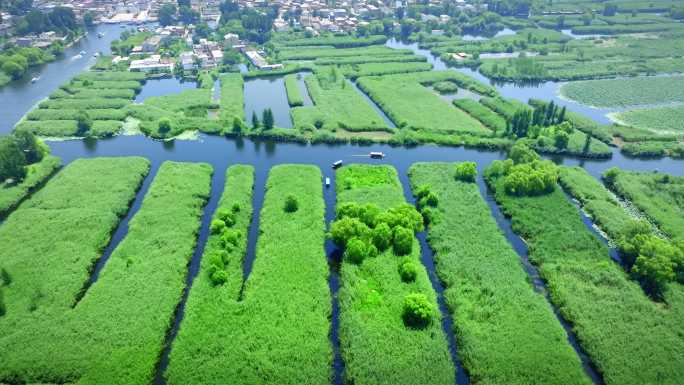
[0,130,44,183]
[207,204,242,285]
[486,144,558,196]
[330,202,423,264]
[402,293,434,328]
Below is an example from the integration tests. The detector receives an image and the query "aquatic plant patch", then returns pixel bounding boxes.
[409,162,590,385]
[166,164,332,385]
[611,105,684,134]
[0,161,211,385]
[335,164,454,385]
[485,162,684,385]
[0,155,60,217]
[560,76,684,108]
[284,74,304,107]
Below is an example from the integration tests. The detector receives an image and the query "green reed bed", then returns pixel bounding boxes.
[0,154,60,217]
[357,73,490,136]
[560,76,684,108]
[409,162,590,385]
[0,161,211,385]
[166,164,331,385]
[485,163,684,385]
[219,73,245,122]
[605,169,684,240]
[336,164,454,385]
[291,74,390,132]
[284,74,304,106]
[452,99,507,133]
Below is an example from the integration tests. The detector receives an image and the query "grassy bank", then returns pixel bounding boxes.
[0,155,61,217]
[166,164,332,385]
[560,76,684,108]
[0,161,212,385]
[605,169,684,240]
[284,74,304,106]
[485,163,684,385]
[335,164,454,385]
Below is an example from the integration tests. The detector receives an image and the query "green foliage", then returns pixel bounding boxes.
[561,75,684,108]
[409,162,590,384]
[357,71,495,136]
[630,235,683,295]
[0,268,11,287]
[432,81,458,94]
[605,169,684,241]
[0,136,26,182]
[219,73,245,122]
[509,141,540,164]
[0,155,60,217]
[612,105,684,135]
[453,98,507,133]
[453,161,477,182]
[503,159,558,196]
[485,162,684,385]
[166,165,331,385]
[402,293,433,328]
[335,164,454,384]
[393,226,413,256]
[291,73,389,132]
[283,194,298,212]
[284,74,304,107]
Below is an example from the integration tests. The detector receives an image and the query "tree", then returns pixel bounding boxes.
[158,118,172,135]
[398,260,417,282]
[554,130,569,149]
[372,222,392,251]
[330,216,370,247]
[13,130,43,164]
[284,195,298,213]
[251,111,260,128]
[454,162,477,182]
[159,4,177,27]
[0,136,26,182]
[393,226,413,256]
[83,11,94,27]
[232,117,243,134]
[509,142,539,164]
[633,236,677,297]
[402,293,433,328]
[179,5,200,25]
[75,111,92,136]
[262,108,274,130]
[2,59,26,79]
[344,237,370,264]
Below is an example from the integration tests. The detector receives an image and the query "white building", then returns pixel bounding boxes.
[129,55,174,73]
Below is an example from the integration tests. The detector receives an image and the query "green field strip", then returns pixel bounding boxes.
[0,161,212,385]
[485,163,684,385]
[335,164,455,385]
[284,74,304,107]
[409,162,590,385]
[166,164,331,385]
[0,155,61,217]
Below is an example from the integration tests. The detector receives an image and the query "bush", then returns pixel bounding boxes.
[393,226,413,256]
[210,219,226,235]
[503,160,559,196]
[330,216,371,247]
[209,269,229,286]
[402,293,433,328]
[398,260,418,282]
[231,202,241,213]
[220,228,240,248]
[0,268,10,286]
[158,117,172,135]
[216,208,235,227]
[454,162,477,183]
[372,222,392,251]
[344,237,378,264]
[284,195,298,213]
[509,142,540,164]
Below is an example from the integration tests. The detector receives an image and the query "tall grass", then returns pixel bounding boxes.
[605,169,684,240]
[336,164,454,385]
[409,162,590,385]
[284,74,304,107]
[0,161,212,385]
[219,73,245,122]
[486,164,684,385]
[0,155,60,217]
[166,164,332,385]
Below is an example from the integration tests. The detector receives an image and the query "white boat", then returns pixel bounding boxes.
[97,32,104,38]
[325,177,331,187]
[80,50,86,55]
[332,160,343,169]
[93,52,99,57]
[369,152,385,159]
[31,77,39,83]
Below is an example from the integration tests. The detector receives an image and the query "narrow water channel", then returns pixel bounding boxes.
[153,164,228,385]
[396,166,470,385]
[348,79,397,129]
[295,72,314,106]
[237,168,268,300]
